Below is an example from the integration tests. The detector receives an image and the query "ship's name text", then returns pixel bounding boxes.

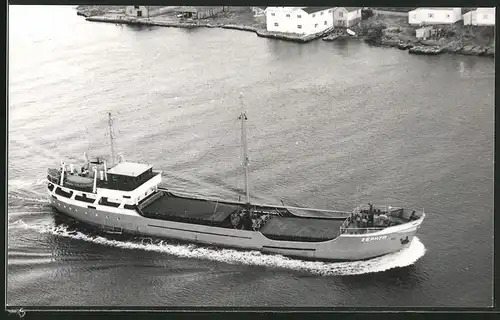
[361,235,387,242]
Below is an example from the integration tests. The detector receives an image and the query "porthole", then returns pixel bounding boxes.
[85,212,88,215]
[117,217,120,220]
[106,216,109,219]
[95,213,98,217]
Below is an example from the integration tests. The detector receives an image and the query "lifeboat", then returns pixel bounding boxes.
[65,174,94,188]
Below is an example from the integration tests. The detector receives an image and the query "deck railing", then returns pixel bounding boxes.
[339,227,385,235]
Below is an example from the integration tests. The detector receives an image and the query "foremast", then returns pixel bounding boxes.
[108,112,116,167]
[238,93,250,204]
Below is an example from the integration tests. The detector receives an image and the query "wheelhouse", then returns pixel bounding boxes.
[99,162,159,191]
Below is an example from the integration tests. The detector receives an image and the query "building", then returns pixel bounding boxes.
[332,7,363,28]
[463,7,495,26]
[174,6,226,19]
[265,7,334,35]
[415,26,442,40]
[408,8,462,25]
[252,6,267,17]
[124,6,171,18]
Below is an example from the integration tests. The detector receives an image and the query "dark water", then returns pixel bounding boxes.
[8,6,494,307]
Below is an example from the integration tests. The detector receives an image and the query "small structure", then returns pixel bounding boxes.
[265,7,334,36]
[332,7,363,28]
[252,6,267,17]
[174,6,226,19]
[415,26,433,39]
[124,6,170,18]
[408,7,462,25]
[463,7,495,26]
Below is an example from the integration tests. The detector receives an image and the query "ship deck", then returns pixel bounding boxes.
[140,192,347,241]
[259,216,344,242]
[140,193,241,224]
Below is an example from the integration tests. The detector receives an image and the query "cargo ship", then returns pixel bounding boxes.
[46,98,425,261]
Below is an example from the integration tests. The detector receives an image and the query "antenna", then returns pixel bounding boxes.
[238,93,250,204]
[108,112,116,166]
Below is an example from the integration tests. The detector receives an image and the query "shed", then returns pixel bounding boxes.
[175,6,227,19]
[125,6,171,18]
[332,7,363,28]
[252,6,267,16]
[415,26,433,39]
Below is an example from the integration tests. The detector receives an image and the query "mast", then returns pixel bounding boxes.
[238,93,250,204]
[108,112,116,166]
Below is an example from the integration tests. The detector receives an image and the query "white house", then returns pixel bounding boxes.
[408,7,462,25]
[463,7,495,26]
[125,6,171,18]
[332,7,363,28]
[265,7,334,35]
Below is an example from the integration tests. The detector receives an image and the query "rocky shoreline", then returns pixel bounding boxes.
[77,7,494,58]
[367,37,494,57]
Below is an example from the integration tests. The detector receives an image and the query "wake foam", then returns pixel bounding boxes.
[8,195,49,204]
[12,220,426,276]
[8,178,49,206]
[8,178,48,191]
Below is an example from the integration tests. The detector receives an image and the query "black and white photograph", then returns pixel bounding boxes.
[7,5,494,309]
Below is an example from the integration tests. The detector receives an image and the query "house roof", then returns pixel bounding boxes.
[413,7,458,11]
[302,7,333,14]
[107,162,152,177]
[266,7,302,11]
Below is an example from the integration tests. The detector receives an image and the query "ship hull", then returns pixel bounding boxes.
[47,188,424,261]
